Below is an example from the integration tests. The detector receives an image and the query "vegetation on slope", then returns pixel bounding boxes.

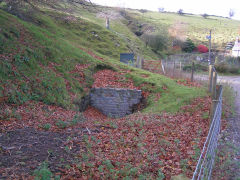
[0,2,216,179]
[56,2,240,58]
[0,7,206,112]
[124,9,240,50]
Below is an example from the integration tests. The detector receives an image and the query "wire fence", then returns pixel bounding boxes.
[141,51,240,79]
[162,60,196,80]
[142,58,223,179]
[142,59,200,81]
[192,84,223,180]
[165,52,240,68]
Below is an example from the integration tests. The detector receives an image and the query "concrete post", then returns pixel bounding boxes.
[161,60,165,75]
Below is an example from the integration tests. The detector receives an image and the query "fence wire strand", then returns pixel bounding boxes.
[192,86,223,180]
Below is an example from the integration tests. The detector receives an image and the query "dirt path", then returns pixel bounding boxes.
[196,75,240,179]
[196,75,240,113]
[0,128,83,179]
[218,76,240,179]
[218,76,240,115]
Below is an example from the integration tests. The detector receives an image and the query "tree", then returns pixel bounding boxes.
[182,38,196,53]
[201,13,209,19]
[229,9,235,18]
[177,9,184,15]
[142,31,169,53]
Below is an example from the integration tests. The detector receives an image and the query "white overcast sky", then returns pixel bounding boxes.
[91,0,240,20]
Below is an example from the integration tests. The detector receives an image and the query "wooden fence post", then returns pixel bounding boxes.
[208,65,213,93]
[210,70,218,121]
[212,71,217,99]
[142,58,144,69]
[191,62,195,82]
[140,58,143,69]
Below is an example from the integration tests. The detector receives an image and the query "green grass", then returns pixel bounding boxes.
[135,10,240,49]
[0,6,207,113]
[42,123,51,131]
[222,84,236,115]
[51,2,159,59]
[0,9,101,108]
[34,161,60,180]
[126,69,206,113]
[105,8,240,50]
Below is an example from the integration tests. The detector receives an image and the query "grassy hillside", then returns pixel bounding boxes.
[0,9,101,108]
[66,3,240,51]
[50,2,160,59]
[0,2,216,179]
[0,7,206,113]
[135,11,240,49]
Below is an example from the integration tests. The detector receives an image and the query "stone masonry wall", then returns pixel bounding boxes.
[90,88,142,118]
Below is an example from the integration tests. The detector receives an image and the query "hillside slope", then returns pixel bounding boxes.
[0,7,206,111]
[125,10,240,49]
[0,2,214,179]
[71,2,240,51]
[51,1,240,52]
